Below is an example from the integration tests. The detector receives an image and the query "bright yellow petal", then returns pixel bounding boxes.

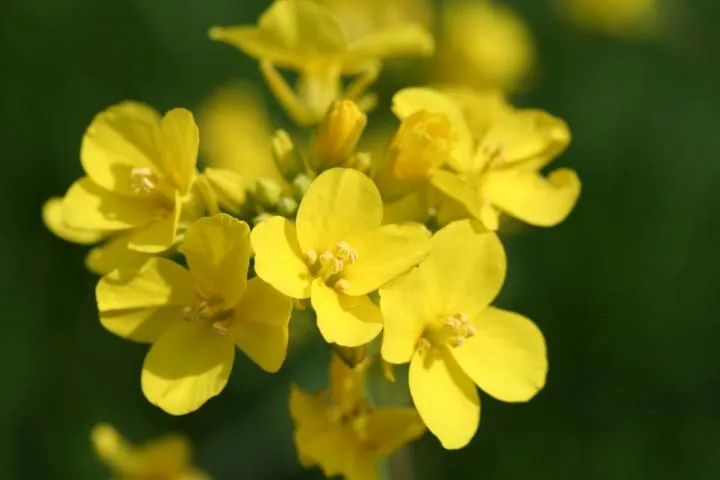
[250,216,313,299]
[366,408,426,458]
[231,277,292,373]
[159,108,199,194]
[430,170,494,228]
[343,223,431,296]
[99,307,182,343]
[134,434,192,476]
[379,268,431,364]
[181,214,250,309]
[420,219,506,317]
[484,167,581,227]
[392,88,473,171]
[344,24,434,68]
[91,423,138,473]
[63,178,155,231]
[409,349,479,449]
[209,0,348,68]
[382,191,430,225]
[127,191,181,253]
[311,279,383,347]
[42,197,107,245]
[81,101,162,195]
[96,257,196,312]
[296,168,382,253]
[85,235,152,276]
[452,307,547,403]
[142,320,235,415]
[343,453,378,480]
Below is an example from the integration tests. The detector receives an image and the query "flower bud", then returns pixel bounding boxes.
[277,196,299,217]
[291,173,313,202]
[310,100,367,172]
[272,129,305,182]
[254,177,284,208]
[202,168,247,215]
[374,110,456,201]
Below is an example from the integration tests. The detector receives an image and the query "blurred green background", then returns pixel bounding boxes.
[2,0,720,478]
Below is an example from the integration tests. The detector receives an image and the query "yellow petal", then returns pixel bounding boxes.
[296,168,382,253]
[142,320,235,415]
[181,214,250,309]
[99,307,182,343]
[127,191,181,253]
[379,268,430,364]
[42,197,107,245]
[343,223,431,296]
[63,178,155,231]
[420,219,506,317]
[231,277,292,373]
[328,353,367,409]
[392,88,473,171]
[382,191,430,225]
[430,170,495,228]
[251,216,313,299]
[311,279,383,347]
[366,408,426,458]
[85,235,152,276]
[96,257,196,312]
[209,0,348,68]
[452,307,547,403]
[484,167,581,227]
[409,349,479,449]
[133,434,192,476]
[90,423,138,472]
[158,108,199,194]
[81,101,162,195]
[344,24,434,69]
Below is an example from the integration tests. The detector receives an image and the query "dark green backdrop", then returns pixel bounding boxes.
[2,0,720,478]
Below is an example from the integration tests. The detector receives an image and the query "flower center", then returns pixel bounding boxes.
[331,399,375,444]
[305,241,358,292]
[182,285,234,336]
[416,311,475,352]
[129,167,158,194]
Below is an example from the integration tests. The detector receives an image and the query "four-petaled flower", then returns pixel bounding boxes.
[252,167,431,347]
[96,214,292,415]
[381,219,548,448]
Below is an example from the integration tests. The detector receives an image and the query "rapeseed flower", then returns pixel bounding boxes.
[209,0,434,125]
[91,423,210,480]
[61,102,202,253]
[380,220,548,448]
[290,355,425,479]
[251,167,431,347]
[96,214,292,414]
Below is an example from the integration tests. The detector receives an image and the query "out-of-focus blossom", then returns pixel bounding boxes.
[560,0,659,38]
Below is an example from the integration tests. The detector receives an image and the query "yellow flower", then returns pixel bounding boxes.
[91,423,210,480]
[61,102,201,253]
[251,168,431,347]
[436,0,536,90]
[95,214,292,415]
[290,355,425,479]
[380,220,548,449]
[560,0,658,38]
[396,88,580,229]
[311,99,367,172]
[209,0,434,125]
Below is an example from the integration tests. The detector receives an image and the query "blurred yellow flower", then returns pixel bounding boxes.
[380,220,548,449]
[209,0,434,125]
[61,102,201,253]
[436,0,536,90]
[251,168,430,347]
[561,0,659,38]
[95,214,292,414]
[290,355,425,479]
[91,423,210,480]
[311,99,367,172]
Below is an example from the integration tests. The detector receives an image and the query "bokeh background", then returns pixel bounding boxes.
[2,0,720,478]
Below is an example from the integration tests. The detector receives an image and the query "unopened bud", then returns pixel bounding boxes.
[374,110,456,201]
[277,196,298,217]
[271,129,305,181]
[254,177,284,208]
[202,168,247,215]
[310,100,367,172]
[347,151,372,174]
[292,174,313,202]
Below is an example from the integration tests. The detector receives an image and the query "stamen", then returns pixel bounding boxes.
[129,167,157,193]
[305,249,318,265]
[335,279,350,293]
[182,306,194,320]
[466,325,476,337]
[455,312,469,324]
[451,337,464,348]
[319,251,335,268]
[212,321,230,336]
[444,317,461,329]
[336,241,359,264]
[416,337,431,351]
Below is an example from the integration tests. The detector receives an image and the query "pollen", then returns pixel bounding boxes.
[129,167,158,194]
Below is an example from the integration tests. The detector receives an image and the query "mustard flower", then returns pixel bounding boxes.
[251,168,431,347]
[381,220,548,448]
[61,102,201,253]
[96,214,292,415]
[290,355,425,479]
[310,99,367,172]
[91,423,210,480]
[209,0,434,125]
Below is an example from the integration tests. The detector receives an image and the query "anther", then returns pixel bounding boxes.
[305,249,318,265]
[182,306,194,320]
[416,337,431,351]
[455,312,469,324]
[466,325,477,337]
[335,279,350,293]
[212,321,229,336]
[451,337,465,348]
[444,317,461,329]
[336,241,358,264]
[129,167,157,193]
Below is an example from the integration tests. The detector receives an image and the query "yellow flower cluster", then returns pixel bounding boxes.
[44,1,583,479]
